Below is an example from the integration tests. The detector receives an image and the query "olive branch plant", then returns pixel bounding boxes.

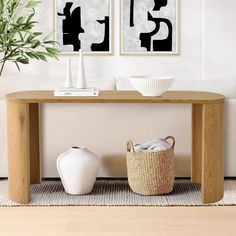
[0,0,60,77]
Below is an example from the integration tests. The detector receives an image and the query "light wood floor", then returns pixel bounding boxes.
[0,206,236,236]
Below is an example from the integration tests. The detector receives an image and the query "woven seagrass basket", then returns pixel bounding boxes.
[126,136,175,196]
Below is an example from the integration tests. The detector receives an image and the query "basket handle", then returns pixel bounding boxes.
[127,140,135,153]
[165,136,175,149]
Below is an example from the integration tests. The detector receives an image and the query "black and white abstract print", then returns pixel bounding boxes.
[122,0,178,54]
[56,0,111,53]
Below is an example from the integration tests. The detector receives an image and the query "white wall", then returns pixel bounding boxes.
[1,0,236,177]
[3,0,203,81]
[4,0,236,86]
[41,104,191,177]
[204,0,236,79]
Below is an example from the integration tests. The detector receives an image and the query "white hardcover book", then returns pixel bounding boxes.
[54,89,99,97]
[56,88,96,92]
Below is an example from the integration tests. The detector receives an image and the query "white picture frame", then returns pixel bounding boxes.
[54,0,113,55]
[120,0,179,55]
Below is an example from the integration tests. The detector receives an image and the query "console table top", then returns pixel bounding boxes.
[6,90,225,104]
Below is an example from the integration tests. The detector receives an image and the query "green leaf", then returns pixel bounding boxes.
[0,21,7,34]
[33,32,42,37]
[11,40,25,47]
[0,0,4,16]
[25,51,39,59]
[26,13,34,23]
[15,61,21,71]
[16,16,24,25]
[26,1,41,9]
[35,52,47,61]
[17,31,24,41]
[46,47,60,55]
[43,40,58,45]
[10,51,21,58]
[32,40,41,48]
[43,32,54,42]
[26,34,35,43]
[17,58,29,64]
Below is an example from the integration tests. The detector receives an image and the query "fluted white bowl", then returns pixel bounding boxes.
[129,76,174,97]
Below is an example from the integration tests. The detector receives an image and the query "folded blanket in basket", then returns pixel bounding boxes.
[134,138,172,153]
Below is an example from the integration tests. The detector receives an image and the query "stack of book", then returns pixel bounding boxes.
[54,88,99,97]
[55,52,100,97]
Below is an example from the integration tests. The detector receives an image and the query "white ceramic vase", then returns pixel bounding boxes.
[57,146,100,195]
[64,58,73,88]
[76,49,87,89]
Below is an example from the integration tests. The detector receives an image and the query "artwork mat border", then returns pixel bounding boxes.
[54,0,114,55]
[119,0,180,55]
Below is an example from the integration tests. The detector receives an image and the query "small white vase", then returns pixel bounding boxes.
[57,146,100,195]
[76,49,87,89]
[64,58,73,88]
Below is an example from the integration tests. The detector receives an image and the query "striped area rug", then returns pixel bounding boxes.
[0,179,236,207]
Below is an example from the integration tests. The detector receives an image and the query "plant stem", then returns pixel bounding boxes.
[0,60,6,77]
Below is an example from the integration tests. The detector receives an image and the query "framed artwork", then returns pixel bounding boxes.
[120,0,179,55]
[55,0,113,54]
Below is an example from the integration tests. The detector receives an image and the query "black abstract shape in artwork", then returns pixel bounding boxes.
[130,0,134,27]
[139,12,172,51]
[58,3,85,51]
[91,16,110,51]
[153,0,168,11]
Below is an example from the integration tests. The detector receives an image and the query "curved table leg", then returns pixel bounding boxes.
[29,103,41,184]
[201,103,224,203]
[192,104,203,184]
[7,101,30,204]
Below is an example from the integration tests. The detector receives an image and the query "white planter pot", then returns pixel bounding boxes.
[57,146,100,195]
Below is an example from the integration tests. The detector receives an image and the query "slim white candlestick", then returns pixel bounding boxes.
[77,49,87,89]
[64,58,73,88]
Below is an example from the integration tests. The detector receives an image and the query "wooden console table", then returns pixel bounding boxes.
[6,91,225,204]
